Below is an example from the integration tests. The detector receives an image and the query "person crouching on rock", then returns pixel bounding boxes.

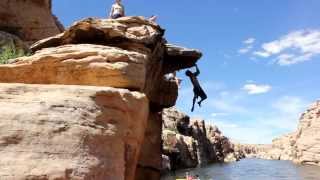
[109,0,125,19]
[186,64,207,112]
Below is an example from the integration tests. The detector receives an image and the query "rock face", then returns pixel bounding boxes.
[0,83,148,180]
[0,16,202,180]
[162,107,241,171]
[293,101,320,165]
[0,44,148,90]
[239,101,320,166]
[0,0,63,45]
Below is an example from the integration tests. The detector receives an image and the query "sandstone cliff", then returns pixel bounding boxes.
[239,100,320,166]
[0,0,63,45]
[162,107,242,171]
[0,16,202,180]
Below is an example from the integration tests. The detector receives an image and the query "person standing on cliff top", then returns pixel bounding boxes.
[109,0,125,19]
[186,64,207,112]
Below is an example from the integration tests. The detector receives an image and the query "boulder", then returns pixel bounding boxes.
[162,107,191,136]
[162,130,198,170]
[0,83,148,180]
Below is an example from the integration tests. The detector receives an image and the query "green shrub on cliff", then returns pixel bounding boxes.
[0,45,25,64]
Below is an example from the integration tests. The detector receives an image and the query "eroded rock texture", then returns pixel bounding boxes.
[0,0,63,45]
[0,44,148,90]
[0,83,148,180]
[294,101,320,165]
[162,107,241,170]
[0,16,202,180]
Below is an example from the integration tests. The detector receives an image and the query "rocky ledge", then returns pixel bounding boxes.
[0,16,202,180]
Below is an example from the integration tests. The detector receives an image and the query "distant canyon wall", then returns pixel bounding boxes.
[239,100,320,166]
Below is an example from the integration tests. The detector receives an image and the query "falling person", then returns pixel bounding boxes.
[185,64,207,112]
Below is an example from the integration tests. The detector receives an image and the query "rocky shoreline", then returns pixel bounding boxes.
[161,108,244,172]
[161,100,320,174]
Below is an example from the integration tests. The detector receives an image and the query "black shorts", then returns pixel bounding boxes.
[111,14,122,19]
[194,87,207,99]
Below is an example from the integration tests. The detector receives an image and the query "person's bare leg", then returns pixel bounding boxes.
[191,95,197,112]
[198,95,207,107]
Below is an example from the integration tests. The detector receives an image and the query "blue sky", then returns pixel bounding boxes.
[53,0,320,144]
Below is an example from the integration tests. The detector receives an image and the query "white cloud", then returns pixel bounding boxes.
[244,38,256,44]
[242,83,272,95]
[206,96,309,144]
[211,112,229,117]
[210,100,248,114]
[254,29,320,65]
[253,51,270,58]
[272,96,308,114]
[206,118,280,144]
[238,38,256,54]
[238,45,253,54]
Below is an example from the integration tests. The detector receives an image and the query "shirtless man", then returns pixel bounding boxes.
[109,0,125,19]
[186,65,207,112]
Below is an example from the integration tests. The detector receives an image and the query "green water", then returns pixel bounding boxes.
[161,159,320,180]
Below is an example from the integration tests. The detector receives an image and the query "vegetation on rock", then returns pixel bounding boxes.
[0,45,26,64]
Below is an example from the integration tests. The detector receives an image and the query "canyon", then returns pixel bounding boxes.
[1,1,320,180]
[0,1,202,179]
[239,100,320,166]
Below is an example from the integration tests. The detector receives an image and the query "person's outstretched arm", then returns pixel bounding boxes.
[194,64,200,76]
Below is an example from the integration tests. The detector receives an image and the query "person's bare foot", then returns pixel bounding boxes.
[198,101,202,107]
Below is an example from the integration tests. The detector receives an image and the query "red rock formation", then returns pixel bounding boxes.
[0,16,202,180]
[0,0,63,45]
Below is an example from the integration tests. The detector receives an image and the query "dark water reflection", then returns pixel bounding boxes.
[161,159,320,180]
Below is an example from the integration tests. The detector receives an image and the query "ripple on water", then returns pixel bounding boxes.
[161,159,320,180]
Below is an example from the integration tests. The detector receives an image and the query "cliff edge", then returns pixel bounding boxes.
[0,16,202,180]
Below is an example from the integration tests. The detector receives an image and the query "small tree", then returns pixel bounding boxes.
[0,45,25,64]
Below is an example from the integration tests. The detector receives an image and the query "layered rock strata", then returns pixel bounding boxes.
[0,16,202,180]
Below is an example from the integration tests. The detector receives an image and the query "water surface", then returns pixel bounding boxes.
[161,159,320,180]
